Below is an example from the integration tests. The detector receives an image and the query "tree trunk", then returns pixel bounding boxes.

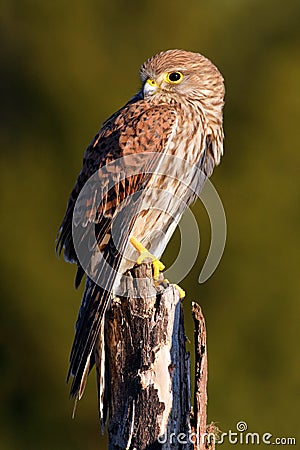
[105,262,211,449]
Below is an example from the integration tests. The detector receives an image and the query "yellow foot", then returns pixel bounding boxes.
[173,284,186,299]
[130,236,165,280]
[163,279,185,299]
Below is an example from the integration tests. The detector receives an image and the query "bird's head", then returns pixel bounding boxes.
[140,49,224,106]
[139,49,225,168]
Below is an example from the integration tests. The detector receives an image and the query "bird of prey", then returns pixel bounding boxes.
[56,49,224,418]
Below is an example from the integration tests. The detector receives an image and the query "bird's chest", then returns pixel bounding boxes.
[117,116,206,279]
[148,115,205,198]
[128,117,205,247]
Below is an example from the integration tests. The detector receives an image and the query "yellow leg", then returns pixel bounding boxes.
[130,236,165,280]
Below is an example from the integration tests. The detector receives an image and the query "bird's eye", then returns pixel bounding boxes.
[165,71,183,84]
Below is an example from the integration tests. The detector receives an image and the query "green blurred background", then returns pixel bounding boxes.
[1,0,300,448]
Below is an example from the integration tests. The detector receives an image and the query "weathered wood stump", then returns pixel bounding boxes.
[105,262,211,450]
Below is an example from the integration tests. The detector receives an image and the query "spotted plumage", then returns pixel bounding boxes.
[56,49,225,421]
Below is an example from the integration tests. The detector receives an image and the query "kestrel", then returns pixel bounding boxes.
[56,49,224,417]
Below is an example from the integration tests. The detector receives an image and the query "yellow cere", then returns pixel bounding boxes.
[146,78,158,87]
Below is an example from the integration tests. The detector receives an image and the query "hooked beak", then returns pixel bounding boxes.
[143,78,159,97]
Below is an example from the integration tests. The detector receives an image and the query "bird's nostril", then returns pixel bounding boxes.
[147,79,156,86]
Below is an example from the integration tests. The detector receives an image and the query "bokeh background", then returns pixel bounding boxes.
[1,0,300,448]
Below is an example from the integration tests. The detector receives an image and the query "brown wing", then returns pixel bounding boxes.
[56,97,176,264]
[56,98,177,401]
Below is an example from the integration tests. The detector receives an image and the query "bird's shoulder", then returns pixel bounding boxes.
[86,99,178,164]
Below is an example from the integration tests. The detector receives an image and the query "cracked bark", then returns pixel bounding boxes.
[105,262,210,450]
